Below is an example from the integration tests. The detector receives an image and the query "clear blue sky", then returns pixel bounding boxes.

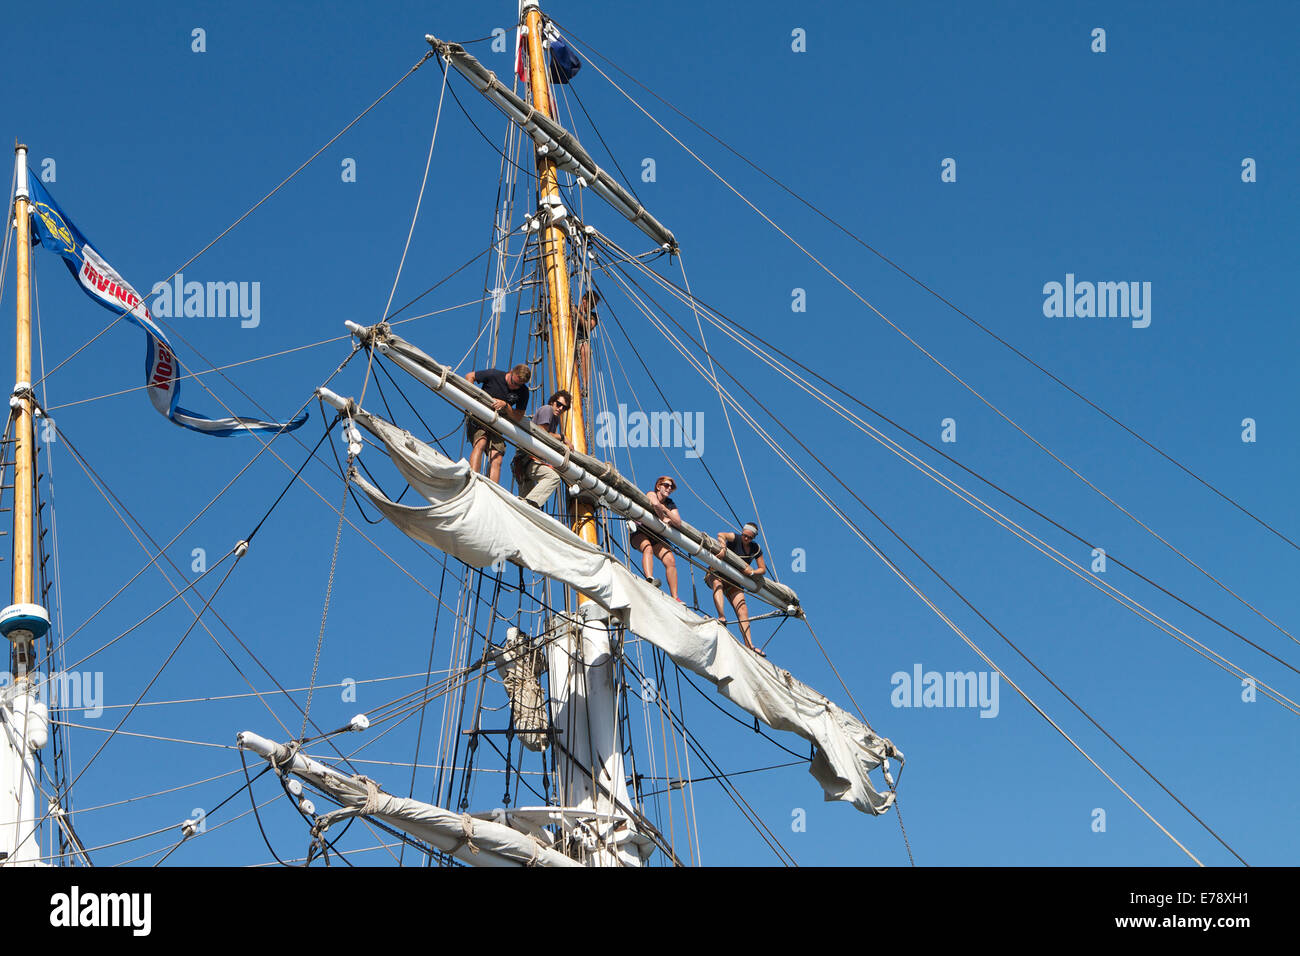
[2,0,1296,867]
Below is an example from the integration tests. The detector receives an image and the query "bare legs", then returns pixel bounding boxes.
[469,436,504,483]
[712,580,762,655]
[632,532,679,600]
[730,589,753,648]
[578,341,592,399]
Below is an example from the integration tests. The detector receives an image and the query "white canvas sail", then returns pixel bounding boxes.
[342,405,902,814]
[237,732,579,867]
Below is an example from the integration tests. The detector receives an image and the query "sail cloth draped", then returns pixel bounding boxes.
[349,408,902,814]
[26,178,305,437]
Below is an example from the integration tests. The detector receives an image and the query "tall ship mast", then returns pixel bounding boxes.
[0,144,54,866]
[0,2,1292,872]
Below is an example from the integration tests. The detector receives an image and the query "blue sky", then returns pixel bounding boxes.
[2,0,1296,866]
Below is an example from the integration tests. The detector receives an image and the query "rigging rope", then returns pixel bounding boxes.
[301,466,350,739]
[379,63,449,324]
[566,38,1296,651]
[676,250,775,575]
[597,238,1300,706]
[554,18,1299,557]
[593,242,1239,862]
[30,51,436,395]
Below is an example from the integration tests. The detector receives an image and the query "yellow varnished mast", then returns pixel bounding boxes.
[12,147,34,621]
[1,143,50,868]
[521,3,600,555]
[520,3,638,865]
[3,144,47,675]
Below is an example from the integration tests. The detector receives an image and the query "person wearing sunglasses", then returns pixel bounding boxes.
[514,390,573,508]
[630,475,683,601]
[707,522,767,657]
[465,364,532,484]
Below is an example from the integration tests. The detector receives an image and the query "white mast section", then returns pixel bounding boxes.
[0,689,48,866]
[542,606,643,865]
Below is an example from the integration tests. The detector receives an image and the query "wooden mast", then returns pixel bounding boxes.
[520,2,637,866]
[10,145,36,670]
[521,2,598,554]
[0,143,46,868]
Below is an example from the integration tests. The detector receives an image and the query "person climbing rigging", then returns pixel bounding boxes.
[464,364,531,484]
[574,289,598,397]
[708,522,767,657]
[514,389,573,508]
[630,475,683,601]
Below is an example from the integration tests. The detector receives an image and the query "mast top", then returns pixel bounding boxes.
[14,144,27,199]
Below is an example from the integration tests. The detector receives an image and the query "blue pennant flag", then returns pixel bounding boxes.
[26,176,306,437]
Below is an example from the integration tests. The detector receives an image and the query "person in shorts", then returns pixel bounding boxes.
[707,522,767,656]
[515,390,572,508]
[629,475,683,601]
[465,364,531,483]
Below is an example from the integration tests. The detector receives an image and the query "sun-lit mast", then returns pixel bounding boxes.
[521,2,593,540]
[1,144,53,866]
[520,1,638,865]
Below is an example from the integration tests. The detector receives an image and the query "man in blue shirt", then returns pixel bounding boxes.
[465,364,531,483]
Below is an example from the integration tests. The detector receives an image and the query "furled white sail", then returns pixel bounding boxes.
[345,407,902,814]
[237,732,579,867]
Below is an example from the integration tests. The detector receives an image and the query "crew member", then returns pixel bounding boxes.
[708,522,767,657]
[515,390,573,508]
[465,364,531,484]
[630,475,683,601]
[574,290,598,396]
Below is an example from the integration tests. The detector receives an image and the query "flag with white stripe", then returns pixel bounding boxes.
[26,177,305,437]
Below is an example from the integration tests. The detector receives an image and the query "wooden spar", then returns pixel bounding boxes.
[12,146,34,624]
[522,5,600,557]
